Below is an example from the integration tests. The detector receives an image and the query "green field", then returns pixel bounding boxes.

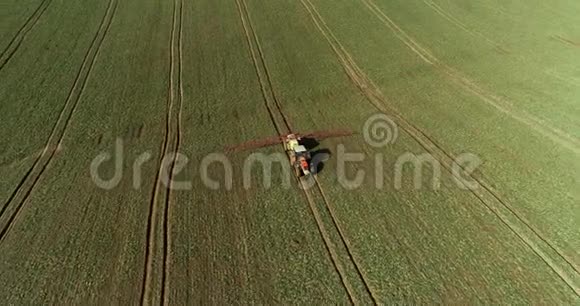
[0,0,579,303]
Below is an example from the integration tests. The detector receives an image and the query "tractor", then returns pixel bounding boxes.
[283,134,312,176]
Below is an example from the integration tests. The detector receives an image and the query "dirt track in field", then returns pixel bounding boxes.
[299,0,580,295]
[0,0,53,71]
[551,35,580,48]
[140,0,184,304]
[421,0,510,54]
[235,0,379,303]
[0,0,118,243]
[1,0,578,302]
[358,0,580,154]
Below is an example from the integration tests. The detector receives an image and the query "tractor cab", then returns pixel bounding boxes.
[294,145,307,155]
[283,134,300,151]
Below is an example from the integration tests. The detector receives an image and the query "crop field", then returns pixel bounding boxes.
[0,0,579,304]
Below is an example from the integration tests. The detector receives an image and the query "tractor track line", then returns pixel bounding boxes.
[551,35,580,48]
[235,0,359,303]
[427,1,578,86]
[297,177,357,305]
[311,0,580,278]
[354,0,580,276]
[306,0,580,269]
[546,71,580,88]
[424,1,577,85]
[0,0,53,71]
[0,0,118,242]
[140,0,181,303]
[161,0,184,304]
[313,176,378,304]
[299,0,372,91]
[300,0,580,295]
[234,0,285,136]
[237,0,294,133]
[359,0,580,154]
[422,0,509,54]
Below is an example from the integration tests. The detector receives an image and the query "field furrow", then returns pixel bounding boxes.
[0,0,173,302]
[140,0,183,303]
[0,0,43,50]
[300,0,580,294]
[0,0,52,71]
[313,176,378,303]
[309,0,580,281]
[0,0,118,242]
[239,0,569,302]
[0,0,578,303]
[359,0,580,152]
[236,0,375,302]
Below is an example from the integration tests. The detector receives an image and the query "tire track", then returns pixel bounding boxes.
[296,177,357,305]
[551,35,580,48]
[0,0,118,243]
[313,175,379,304]
[299,0,580,296]
[422,0,510,54]
[235,0,287,136]
[425,1,577,87]
[0,0,53,71]
[359,0,580,154]
[162,0,184,304]
[235,0,371,303]
[140,0,182,304]
[237,0,294,134]
[546,70,580,88]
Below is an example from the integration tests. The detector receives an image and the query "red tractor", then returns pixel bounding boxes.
[283,134,312,176]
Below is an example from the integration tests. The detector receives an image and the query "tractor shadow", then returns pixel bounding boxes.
[301,137,320,150]
[301,137,331,175]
